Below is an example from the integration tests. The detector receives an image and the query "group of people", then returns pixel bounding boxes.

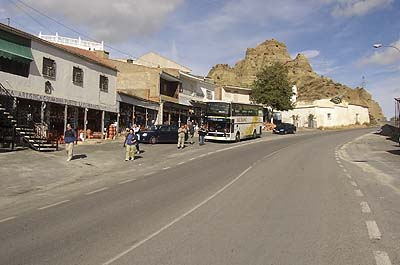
[64,121,209,162]
[177,121,208,149]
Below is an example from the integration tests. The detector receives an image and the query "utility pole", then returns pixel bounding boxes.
[6,18,10,26]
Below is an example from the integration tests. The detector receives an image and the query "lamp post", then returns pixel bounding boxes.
[374,43,400,138]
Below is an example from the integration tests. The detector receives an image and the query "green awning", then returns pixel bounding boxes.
[0,37,33,63]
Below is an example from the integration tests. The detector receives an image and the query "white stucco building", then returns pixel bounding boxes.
[0,24,118,142]
[217,85,252,104]
[280,99,370,128]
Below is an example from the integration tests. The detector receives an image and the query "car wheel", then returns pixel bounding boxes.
[150,136,157,144]
[235,132,240,142]
[252,130,257,139]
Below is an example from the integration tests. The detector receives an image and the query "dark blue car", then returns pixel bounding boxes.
[139,125,182,144]
[273,123,296,134]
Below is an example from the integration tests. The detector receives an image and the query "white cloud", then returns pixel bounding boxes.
[358,40,400,66]
[331,0,393,17]
[23,0,184,43]
[299,50,320,59]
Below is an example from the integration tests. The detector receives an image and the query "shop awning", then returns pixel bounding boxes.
[0,37,33,63]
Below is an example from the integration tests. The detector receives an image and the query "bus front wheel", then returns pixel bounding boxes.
[235,133,240,142]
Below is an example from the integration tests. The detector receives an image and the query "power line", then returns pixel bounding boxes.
[9,0,136,58]
[8,0,53,33]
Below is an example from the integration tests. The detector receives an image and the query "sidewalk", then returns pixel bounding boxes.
[339,131,400,189]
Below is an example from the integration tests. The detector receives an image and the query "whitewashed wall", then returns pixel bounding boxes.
[281,99,370,127]
[180,73,215,103]
[0,39,117,112]
[221,88,251,104]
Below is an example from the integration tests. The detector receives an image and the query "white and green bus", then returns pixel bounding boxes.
[205,101,263,142]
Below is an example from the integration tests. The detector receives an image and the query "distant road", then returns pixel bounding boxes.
[1,128,393,265]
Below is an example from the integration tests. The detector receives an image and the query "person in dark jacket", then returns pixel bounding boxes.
[198,124,207,145]
[187,121,195,144]
[124,128,137,161]
[64,124,77,161]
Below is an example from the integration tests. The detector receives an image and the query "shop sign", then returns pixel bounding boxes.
[1,89,117,113]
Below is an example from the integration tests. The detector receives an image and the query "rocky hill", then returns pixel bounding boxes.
[208,39,385,122]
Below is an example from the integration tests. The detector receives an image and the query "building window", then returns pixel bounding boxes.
[72,67,84,86]
[42,57,56,79]
[99,75,108,92]
[206,90,213,100]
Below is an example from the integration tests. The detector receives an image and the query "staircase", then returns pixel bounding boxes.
[0,83,58,152]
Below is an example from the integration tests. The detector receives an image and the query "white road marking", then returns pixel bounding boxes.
[355,189,364,197]
[102,149,281,265]
[338,164,344,168]
[374,251,392,265]
[177,162,185,165]
[343,168,348,173]
[335,157,340,161]
[0,216,17,223]
[198,154,207,158]
[350,181,358,187]
[119,179,136,184]
[346,173,352,179]
[144,171,155,176]
[38,200,70,210]
[86,187,109,195]
[162,167,171,170]
[189,158,196,161]
[361,201,371,213]
[366,221,382,240]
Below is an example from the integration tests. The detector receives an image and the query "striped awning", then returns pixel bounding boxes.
[0,37,33,63]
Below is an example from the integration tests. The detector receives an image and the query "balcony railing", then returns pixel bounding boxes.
[38,32,104,51]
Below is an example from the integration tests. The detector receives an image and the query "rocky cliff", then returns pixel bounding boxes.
[208,39,385,122]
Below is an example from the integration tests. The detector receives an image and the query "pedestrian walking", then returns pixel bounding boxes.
[177,124,187,149]
[187,120,195,144]
[198,124,207,145]
[133,124,141,154]
[124,128,137,161]
[64,124,77,161]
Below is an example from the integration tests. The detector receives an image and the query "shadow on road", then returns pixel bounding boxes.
[387,150,400,156]
[72,154,87,160]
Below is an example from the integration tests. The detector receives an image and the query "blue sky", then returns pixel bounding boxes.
[1,0,399,118]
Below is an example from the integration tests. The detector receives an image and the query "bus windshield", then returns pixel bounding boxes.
[206,102,231,116]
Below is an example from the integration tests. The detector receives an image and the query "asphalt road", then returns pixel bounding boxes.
[0,129,393,265]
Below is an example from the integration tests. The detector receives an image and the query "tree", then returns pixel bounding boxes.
[250,62,294,111]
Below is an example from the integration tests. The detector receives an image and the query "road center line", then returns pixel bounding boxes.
[162,167,171,170]
[361,201,371,213]
[144,171,155,176]
[366,220,382,240]
[177,162,185,165]
[119,179,136,184]
[38,200,70,210]
[350,181,358,187]
[102,150,280,265]
[0,216,17,223]
[355,189,364,197]
[374,251,392,265]
[86,187,109,195]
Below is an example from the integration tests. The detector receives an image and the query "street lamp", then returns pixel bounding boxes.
[373,43,400,53]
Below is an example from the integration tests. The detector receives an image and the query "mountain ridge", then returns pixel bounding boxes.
[207,39,385,122]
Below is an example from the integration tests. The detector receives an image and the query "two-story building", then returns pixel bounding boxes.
[0,24,118,150]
